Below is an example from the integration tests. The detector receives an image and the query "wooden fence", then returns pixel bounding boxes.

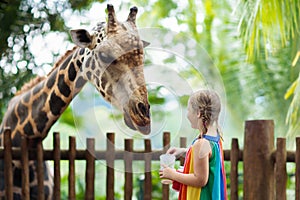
[0,120,300,200]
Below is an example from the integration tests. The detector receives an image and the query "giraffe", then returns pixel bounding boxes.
[0,4,151,199]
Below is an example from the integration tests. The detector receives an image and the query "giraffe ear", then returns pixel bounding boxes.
[142,40,150,48]
[70,29,93,48]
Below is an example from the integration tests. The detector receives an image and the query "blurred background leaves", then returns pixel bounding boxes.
[1,0,300,198]
[0,0,300,137]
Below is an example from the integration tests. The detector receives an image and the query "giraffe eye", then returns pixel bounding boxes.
[98,52,115,64]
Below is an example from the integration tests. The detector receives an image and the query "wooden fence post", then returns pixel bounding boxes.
[275,138,287,200]
[243,120,275,200]
[230,138,240,200]
[36,139,45,200]
[4,128,13,200]
[53,132,61,200]
[162,132,170,200]
[85,138,95,200]
[106,133,115,199]
[68,136,76,199]
[124,139,133,200]
[21,135,30,200]
[144,139,152,200]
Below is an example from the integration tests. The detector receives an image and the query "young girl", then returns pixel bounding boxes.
[159,90,227,200]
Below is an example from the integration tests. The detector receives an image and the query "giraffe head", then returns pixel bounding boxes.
[70,4,151,134]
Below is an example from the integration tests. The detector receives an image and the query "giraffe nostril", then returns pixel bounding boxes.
[137,102,149,117]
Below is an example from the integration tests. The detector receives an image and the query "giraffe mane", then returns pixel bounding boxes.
[46,46,78,77]
[15,46,79,96]
[15,76,46,96]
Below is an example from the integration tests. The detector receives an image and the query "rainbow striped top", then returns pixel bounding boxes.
[178,134,227,200]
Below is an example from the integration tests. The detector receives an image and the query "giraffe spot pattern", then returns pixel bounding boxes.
[33,82,43,95]
[17,102,28,124]
[31,92,47,118]
[75,77,86,89]
[95,78,100,88]
[68,62,77,81]
[58,74,71,97]
[49,92,66,116]
[24,121,34,136]
[86,71,92,80]
[86,57,91,68]
[79,48,85,55]
[91,59,96,70]
[100,90,106,97]
[32,92,48,133]
[23,92,31,103]
[7,111,18,131]
[107,85,113,96]
[101,75,107,90]
[46,70,57,89]
[76,59,82,68]
[11,131,22,147]
[35,111,48,133]
[60,55,72,70]
[96,69,100,76]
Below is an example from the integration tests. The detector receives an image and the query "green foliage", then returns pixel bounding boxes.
[152,0,177,19]
[0,0,99,122]
[150,164,164,199]
[69,0,98,10]
[1,0,300,196]
[148,86,166,105]
[237,0,300,61]
[285,72,300,136]
[60,174,85,199]
[59,106,83,128]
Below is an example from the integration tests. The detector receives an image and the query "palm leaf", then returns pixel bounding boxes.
[286,73,300,136]
[237,0,300,61]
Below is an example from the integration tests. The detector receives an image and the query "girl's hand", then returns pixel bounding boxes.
[166,147,186,157]
[159,165,177,180]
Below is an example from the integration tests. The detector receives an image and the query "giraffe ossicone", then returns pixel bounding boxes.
[0,4,151,199]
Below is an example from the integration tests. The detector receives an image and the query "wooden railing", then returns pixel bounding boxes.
[0,120,300,200]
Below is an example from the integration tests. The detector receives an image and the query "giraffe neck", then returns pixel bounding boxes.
[0,47,88,143]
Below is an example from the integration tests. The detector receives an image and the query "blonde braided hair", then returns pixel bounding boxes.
[189,90,221,136]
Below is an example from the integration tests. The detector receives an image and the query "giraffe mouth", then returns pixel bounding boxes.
[124,115,151,135]
[124,102,151,135]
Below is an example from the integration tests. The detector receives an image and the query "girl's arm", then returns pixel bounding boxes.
[160,139,210,188]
